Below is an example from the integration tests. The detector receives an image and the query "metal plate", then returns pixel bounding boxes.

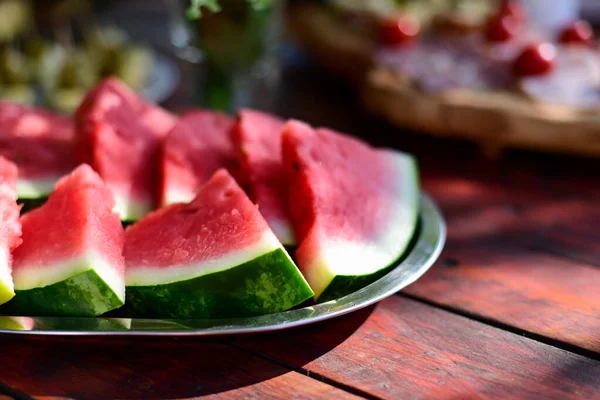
[0,194,446,336]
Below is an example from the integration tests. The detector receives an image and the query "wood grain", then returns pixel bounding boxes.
[234,296,600,400]
[405,238,600,353]
[0,337,360,400]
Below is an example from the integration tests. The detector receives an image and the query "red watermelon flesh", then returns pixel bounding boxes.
[124,169,313,319]
[281,121,420,299]
[159,110,236,206]
[231,109,296,246]
[126,169,273,271]
[75,77,177,221]
[12,164,125,304]
[0,103,76,198]
[0,157,22,304]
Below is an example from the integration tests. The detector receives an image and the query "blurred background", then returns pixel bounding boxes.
[0,0,285,114]
[0,0,597,134]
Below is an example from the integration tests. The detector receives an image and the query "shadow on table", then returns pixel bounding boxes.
[0,306,374,399]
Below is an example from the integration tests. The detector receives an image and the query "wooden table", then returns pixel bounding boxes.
[2,49,600,400]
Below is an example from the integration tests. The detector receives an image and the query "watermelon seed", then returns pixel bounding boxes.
[292,161,301,171]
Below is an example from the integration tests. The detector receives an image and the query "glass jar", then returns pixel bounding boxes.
[190,0,282,112]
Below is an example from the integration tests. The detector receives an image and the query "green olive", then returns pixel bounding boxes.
[0,48,33,84]
[115,46,152,90]
[46,87,86,113]
[0,85,36,105]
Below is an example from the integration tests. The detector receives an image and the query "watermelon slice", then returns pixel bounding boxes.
[75,77,177,221]
[282,121,420,301]
[159,110,236,206]
[0,157,22,305]
[124,169,313,319]
[5,165,126,317]
[0,103,76,199]
[231,109,296,246]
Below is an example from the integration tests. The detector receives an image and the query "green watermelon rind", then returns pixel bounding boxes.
[317,218,422,302]
[4,269,124,317]
[124,248,314,319]
[18,197,48,214]
[16,178,58,200]
[310,152,421,301]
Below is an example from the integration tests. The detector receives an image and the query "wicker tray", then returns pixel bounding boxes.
[286,2,600,158]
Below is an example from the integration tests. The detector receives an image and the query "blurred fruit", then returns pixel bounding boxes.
[559,20,594,46]
[116,46,152,90]
[0,85,35,105]
[513,43,557,77]
[0,48,32,84]
[485,14,520,43]
[46,87,86,113]
[56,50,99,89]
[497,0,526,21]
[378,14,421,45]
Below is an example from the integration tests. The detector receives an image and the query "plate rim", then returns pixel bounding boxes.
[0,193,446,337]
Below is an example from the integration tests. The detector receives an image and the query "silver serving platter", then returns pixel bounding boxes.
[0,194,445,336]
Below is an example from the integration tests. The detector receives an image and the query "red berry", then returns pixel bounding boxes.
[559,20,594,46]
[485,15,521,43]
[498,0,526,21]
[378,15,421,45]
[513,43,557,77]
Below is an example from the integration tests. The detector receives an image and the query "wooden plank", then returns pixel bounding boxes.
[402,181,600,353]
[516,199,600,267]
[405,236,600,353]
[0,337,360,400]
[233,296,600,400]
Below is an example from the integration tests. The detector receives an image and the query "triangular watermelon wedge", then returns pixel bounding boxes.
[5,165,126,317]
[0,157,22,305]
[0,103,76,199]
[75,77,177,221]
[124,169,313,319]
[159,110,236,206]
[231,109,296,246]
[282,121,420,301]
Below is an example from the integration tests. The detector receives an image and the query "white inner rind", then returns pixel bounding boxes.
[304,152,420,298]
[17,178,60,199]
[0,248,14,294]
[126,230,284,286]
[163,186,196,206]
[13,250,125,302]
[267,217,296,247]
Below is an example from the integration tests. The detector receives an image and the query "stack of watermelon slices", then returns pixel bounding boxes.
[0,77,421,319]
[75,77,177,222]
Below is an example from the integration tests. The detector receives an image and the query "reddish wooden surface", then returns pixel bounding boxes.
[2,32,600,400]
[234,297,600,400]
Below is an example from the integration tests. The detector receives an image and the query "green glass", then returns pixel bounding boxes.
[192,0,282,112]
